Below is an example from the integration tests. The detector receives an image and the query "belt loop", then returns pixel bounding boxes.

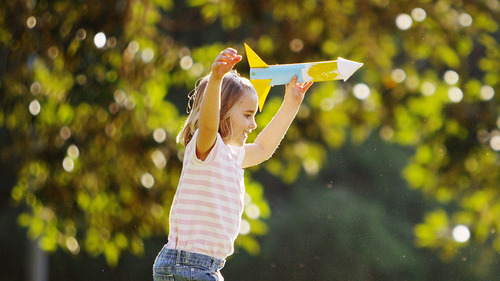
[210,257,215,271]
[176,250,181,266]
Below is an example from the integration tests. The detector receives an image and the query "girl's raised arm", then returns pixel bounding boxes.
[242,76,313,168]
[196,48,242,160]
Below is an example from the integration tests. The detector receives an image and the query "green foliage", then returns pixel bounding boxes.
[1,0,499,268]
[0,0,268,266]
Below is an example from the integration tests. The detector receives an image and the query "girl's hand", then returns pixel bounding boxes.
[211,48,242,79]
[284,76,313,106]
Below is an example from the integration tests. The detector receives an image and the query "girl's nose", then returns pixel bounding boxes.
[249,118,257,130]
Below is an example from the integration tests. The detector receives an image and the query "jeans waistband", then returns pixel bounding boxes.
[163,248,225,271]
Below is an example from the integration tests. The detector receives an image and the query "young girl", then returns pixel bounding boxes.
[153,47,313,281]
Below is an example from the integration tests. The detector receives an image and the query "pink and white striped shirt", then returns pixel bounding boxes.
[166,130,246,259]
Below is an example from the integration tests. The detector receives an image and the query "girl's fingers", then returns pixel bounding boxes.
[233,55,243,63]
[211,48,242,77]
[221,47,237,54]
[215,50,242,66]
[304,81,313,91]
[219,48,239,59]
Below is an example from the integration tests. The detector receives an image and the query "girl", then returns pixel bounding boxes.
[153,47,313,281]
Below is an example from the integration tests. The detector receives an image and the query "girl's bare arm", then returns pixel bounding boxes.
[197,48,242,160]
[242,76,313,168]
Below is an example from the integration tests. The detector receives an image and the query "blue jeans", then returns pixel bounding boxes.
[153,246,225,281]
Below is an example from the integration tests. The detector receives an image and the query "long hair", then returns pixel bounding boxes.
[177,70,257,147]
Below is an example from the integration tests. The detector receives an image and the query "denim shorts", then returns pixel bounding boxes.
[153,246,225,281]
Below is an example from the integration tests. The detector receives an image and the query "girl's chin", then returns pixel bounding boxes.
[227,139,245,147]
[226,133,247,147]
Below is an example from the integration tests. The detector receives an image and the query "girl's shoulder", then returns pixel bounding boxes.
[186,129,244,166]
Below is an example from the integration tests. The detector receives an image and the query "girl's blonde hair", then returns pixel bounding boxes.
[177,70,257,147]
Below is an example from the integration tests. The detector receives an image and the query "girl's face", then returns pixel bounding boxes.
[226,92,258,147]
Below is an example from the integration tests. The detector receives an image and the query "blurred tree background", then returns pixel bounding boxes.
[1,0,499,280]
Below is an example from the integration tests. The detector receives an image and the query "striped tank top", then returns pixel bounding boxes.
[166,130,246,259]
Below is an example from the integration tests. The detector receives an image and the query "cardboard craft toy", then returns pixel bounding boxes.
[244,43,363,111]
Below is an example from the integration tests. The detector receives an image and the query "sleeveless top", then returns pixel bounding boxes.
[167,130,246,259]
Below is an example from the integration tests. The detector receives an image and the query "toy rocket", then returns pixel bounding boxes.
[244,43,363,111]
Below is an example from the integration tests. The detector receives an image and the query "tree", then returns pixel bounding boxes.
[1,0,499,267]
[240,0,500,259]
[1,0,268,266]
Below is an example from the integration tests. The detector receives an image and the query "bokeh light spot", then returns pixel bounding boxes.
[29,100,41,116]
[127,41,140,54]
[47,46,59,59]
[27,16,37,29]
[94,32,106,49]
[63,157,75,172]
[65,237,80,254]
[480,85,495,101]
[490,131,500,151]
[391,69,407,83]
[239,219,251,235]
[180,56,193,70]
[290,38,304,52]
[141,173,155,188]
[448,87,463,103]
[396,14,413,30]
[245,204,261,219]
[151,150,167,169]
[76,74,87,85]
[153,128,167,143]
[76,28,87,41]
[421,82,436,96]
[458,13,473,27]
[411,8,427,22]
[353,83,371,100]
[141,48,155,63]
[320,97,335,112]
[30,82,42,95]
[452,225,470,243]
[444,70,459,85]
[67,144,80,159]
[114,90,127,106]
[60,126,71,140]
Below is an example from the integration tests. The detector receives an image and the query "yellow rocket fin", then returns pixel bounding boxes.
[244,43,268,68]
[251,79,272,111]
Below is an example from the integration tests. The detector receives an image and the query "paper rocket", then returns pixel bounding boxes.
[244,43,363,111]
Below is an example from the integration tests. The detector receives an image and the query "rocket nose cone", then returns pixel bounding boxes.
[337,57,363,81]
